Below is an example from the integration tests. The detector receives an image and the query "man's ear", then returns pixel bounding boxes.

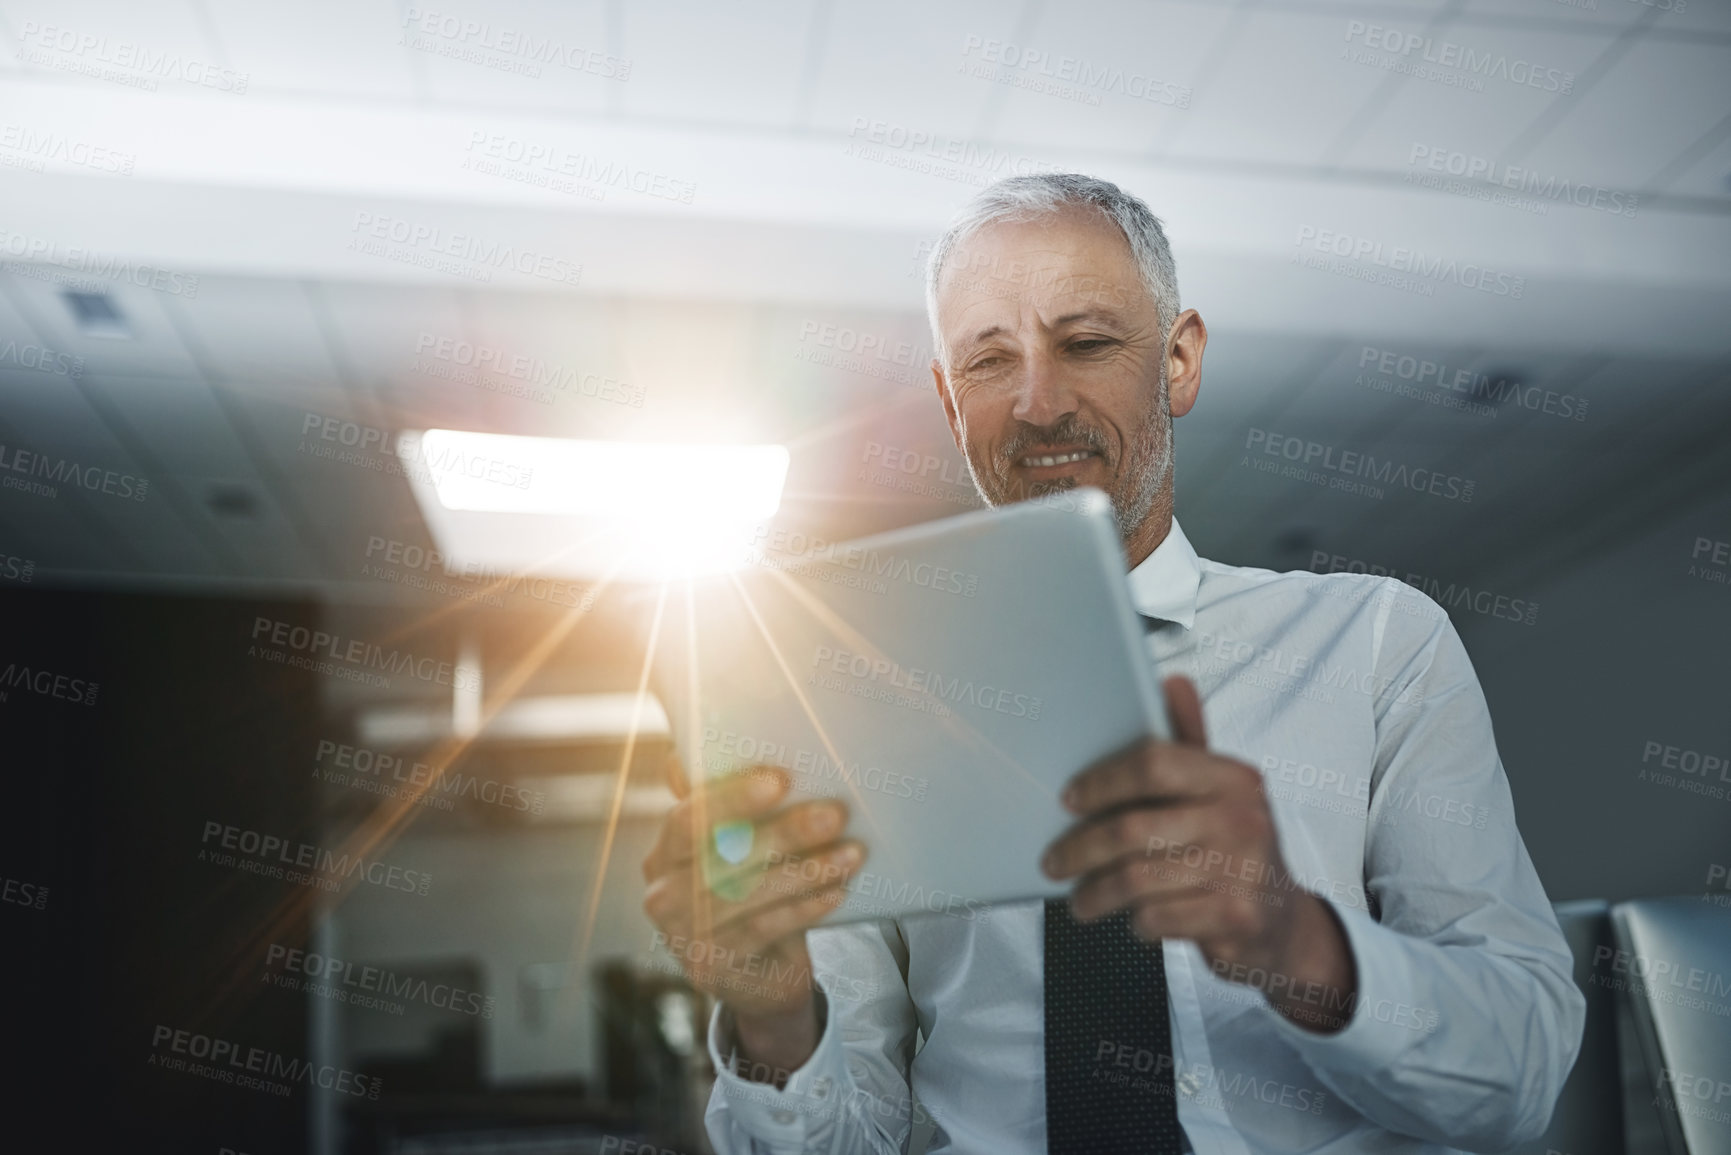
[932,359,964,452]
[1165,309,1208,419]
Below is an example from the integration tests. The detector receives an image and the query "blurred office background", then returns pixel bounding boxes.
[0,1,1728,1152]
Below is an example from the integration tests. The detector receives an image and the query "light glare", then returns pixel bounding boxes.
[403,430,790,580]
[417,430,788,520]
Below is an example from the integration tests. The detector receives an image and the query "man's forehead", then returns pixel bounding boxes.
[946,212,1136,277]
[938,213,1148,327]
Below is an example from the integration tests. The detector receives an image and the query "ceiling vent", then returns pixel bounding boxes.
[61,290,131,339]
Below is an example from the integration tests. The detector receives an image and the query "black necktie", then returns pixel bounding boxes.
[1043,903,1181,1153]
[1043,611,1182,1153]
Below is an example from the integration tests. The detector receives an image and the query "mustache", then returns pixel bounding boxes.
[993,416,1113,475]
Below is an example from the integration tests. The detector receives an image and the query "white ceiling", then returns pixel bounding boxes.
[0,0,1727,605]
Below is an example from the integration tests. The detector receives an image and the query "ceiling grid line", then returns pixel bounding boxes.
[1316,0,1468,170]
[1497,4,1664,165]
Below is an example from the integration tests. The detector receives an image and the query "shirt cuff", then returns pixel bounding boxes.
[707,982,855,1144]
[1262,898,1436,1071]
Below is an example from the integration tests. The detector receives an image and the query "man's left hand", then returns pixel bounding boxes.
[1040,675,1359,1033]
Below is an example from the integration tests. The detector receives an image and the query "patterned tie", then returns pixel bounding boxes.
[1043,611,1182,1153]
[1043,902,1182,1153]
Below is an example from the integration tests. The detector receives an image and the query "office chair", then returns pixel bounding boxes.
[1610,897,1731,1155]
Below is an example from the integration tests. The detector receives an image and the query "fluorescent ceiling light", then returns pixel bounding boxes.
[400,430,790,582]
[416,430,787,519]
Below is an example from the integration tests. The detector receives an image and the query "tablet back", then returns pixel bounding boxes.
[651,489,1167,925]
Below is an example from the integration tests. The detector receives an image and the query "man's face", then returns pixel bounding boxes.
[931,208,1173,541]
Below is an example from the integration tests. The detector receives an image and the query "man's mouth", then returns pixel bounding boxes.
[1018,449,1099,469]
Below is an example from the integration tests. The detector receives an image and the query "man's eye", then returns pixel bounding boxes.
[1070,339,1112,353]
[968,356,1005,372]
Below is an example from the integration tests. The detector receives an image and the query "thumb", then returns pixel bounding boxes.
[1161,675,1207,747]
[663,749,692,800]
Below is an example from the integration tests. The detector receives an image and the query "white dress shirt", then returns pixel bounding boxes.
[701,517,1585,1155]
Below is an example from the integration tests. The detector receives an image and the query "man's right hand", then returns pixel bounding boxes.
[641,761,867,1078]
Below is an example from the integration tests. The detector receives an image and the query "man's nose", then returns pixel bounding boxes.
[1009,351,1079,427]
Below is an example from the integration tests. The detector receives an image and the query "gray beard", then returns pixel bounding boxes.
[964,364,1173,545]
[1110,403,1171,541]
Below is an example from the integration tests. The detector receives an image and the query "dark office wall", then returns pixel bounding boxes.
[1459,485,1731,905]
[0,587,321,1153]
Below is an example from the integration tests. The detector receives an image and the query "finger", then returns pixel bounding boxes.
[1128,890,1221,943]
[718,840,866,927]
[768,798,851,857]
[1042,802,1211,882]
[1061,739,1216,818]
[643,766,790,881]
[668,839,866,938]
[735,886,853,954]
[663,749,691,801]
[642,869,696,942]
[1163,675,1207,747]
[1069,843,1216,921]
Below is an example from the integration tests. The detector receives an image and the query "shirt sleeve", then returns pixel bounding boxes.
[703,917,921,1155]
[1264,581,1587,1150]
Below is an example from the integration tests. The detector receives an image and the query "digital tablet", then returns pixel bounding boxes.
[649,488,1169,925]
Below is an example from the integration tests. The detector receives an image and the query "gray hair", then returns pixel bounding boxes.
[923,173,1180,366]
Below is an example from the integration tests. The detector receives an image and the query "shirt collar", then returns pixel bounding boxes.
[1125,516,1201,630]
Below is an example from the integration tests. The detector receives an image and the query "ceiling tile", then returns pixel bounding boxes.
[203,0,419,100]
[619,0,814,128]
[1331,18,1621,172]
[1161,10,1397,165]
[1512,39,1731,195]
[805,0,1003,144]
[395,0,613,115]
[971,0,1237,155]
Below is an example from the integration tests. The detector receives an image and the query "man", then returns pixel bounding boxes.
[641,173,1584,1153]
